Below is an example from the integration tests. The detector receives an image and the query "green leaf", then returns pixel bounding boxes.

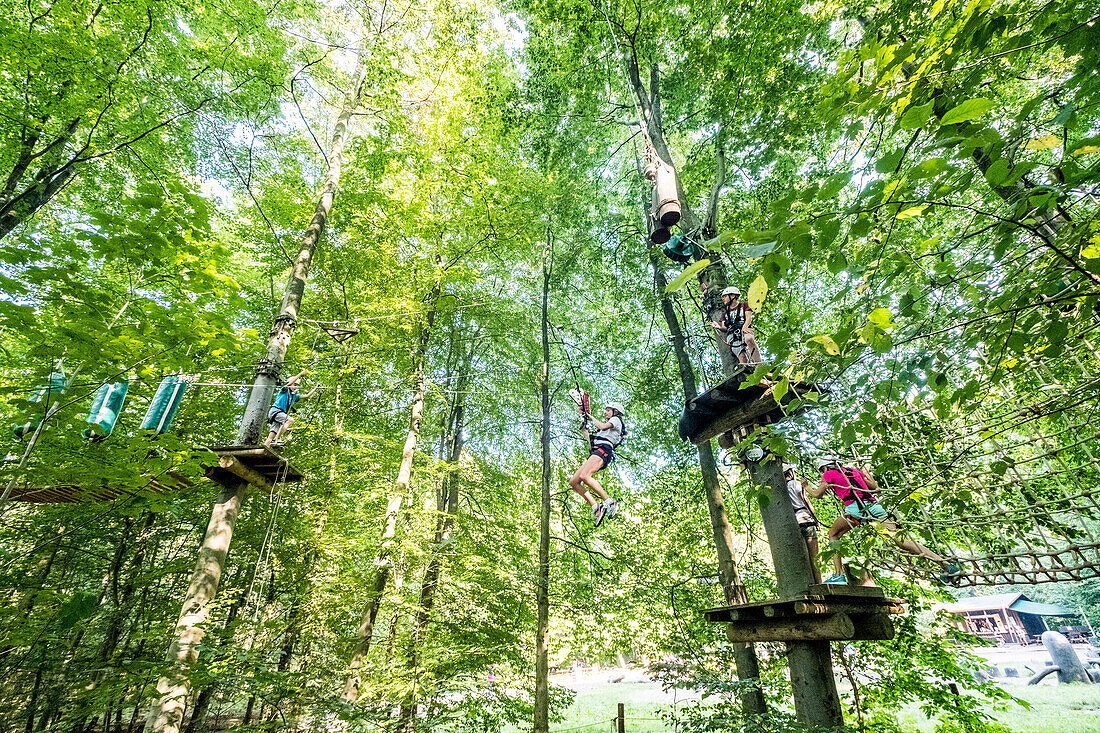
[663,258,711,296]
[900,102,933,130]
[868,308,894,328]
[742,241,777,258]
[1023,135,1061,150]
[828,250,848,274]
[820,172,851,198]
[57,592,99,630]
[1052,102,1075,127]
[773,375,789,404]
[809,334,841,355]
[940,98,996,125]
[895,205,927,220]
[789,234,812,259]
[983,158,1010,186]
[816,218,841,247]
[1067,137,1100,157]
[747,275,769,313]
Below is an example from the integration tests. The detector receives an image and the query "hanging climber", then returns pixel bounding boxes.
[570,402,626,527]
[709,286,763,365]
[264,370,319,448]
[786,463,822,584]
[807,457,960,585]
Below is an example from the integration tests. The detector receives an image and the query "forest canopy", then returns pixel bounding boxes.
[0,0,1097,730]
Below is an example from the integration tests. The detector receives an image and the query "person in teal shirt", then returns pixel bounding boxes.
[264,370,319,447]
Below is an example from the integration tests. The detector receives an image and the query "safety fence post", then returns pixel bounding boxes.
[616,702,625,733]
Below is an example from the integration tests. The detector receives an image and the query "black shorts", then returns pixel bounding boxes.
[590,443,614,471]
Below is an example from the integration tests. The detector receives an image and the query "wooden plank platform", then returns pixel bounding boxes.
[703,585,904,642]
[8,472,194,504]
[678,369,826,444]
[201,445,304,492]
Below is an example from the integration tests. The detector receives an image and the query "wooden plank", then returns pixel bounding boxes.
[793,601,905,616]
[725,613,856,643]
[804,584,887,599]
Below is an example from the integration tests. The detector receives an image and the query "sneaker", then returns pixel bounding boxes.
[603,499,619,520]
[824,573,848,585]
[593,503,606,528]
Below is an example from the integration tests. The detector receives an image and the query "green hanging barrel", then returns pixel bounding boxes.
[13,369,69,439]
[140,376,188,434]
[82,381,130,441]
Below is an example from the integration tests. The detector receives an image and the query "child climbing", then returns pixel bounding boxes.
[808,457,960,585]
[570,403,626,527]
[709,286,762,365]
[264,370,319,447]
[786,463,822,584]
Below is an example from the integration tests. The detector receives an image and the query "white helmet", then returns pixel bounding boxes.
[783,463,797,473]
[605,402,626,417]
[721,286,741,297]
[816,456,840,470]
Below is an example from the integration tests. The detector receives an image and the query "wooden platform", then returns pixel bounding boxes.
[7,473,194,504]
[679,369,826,444]
[201,445,304,492]
[703,585,904,642]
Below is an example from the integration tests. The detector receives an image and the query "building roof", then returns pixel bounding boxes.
[945,593,1024,612]
[943,593,1079,617]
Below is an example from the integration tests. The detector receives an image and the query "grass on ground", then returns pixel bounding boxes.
[534,679,1100,733]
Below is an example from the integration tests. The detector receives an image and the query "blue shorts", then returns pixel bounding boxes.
[844,502,887,521]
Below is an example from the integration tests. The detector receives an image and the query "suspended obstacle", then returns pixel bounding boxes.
[12,367,68,438]
[83,381,129,440]
[202,445,303,492]
[838,343,1100,587]
[309,320,360,344]
[5,472,194,504]
[678,368,826,445]
[704,584,903,642]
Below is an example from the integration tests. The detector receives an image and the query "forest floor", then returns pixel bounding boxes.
[539,670,1100,732]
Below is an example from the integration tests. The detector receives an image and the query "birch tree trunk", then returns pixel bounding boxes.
[343,284,440,704]
[650,253,768,718]
[142,53,368,733]
[533,235,553,733]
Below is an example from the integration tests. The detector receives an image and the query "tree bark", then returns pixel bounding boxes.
[624,52,736,376]
[650,253,768,719]
[533,232,553,733]
[143,52,368,733]
[343,284,440,703]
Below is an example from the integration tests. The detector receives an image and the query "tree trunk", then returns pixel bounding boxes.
[343,284,440,703]
[624,53,736,376]
[396,332,475,733]
[143,53,369,733]
[533,233,553,733]
[650,253,768,719]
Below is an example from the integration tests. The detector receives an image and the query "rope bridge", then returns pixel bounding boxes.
[816,331,1100,587]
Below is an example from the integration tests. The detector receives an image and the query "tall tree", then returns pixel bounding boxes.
[143,51,368,733]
